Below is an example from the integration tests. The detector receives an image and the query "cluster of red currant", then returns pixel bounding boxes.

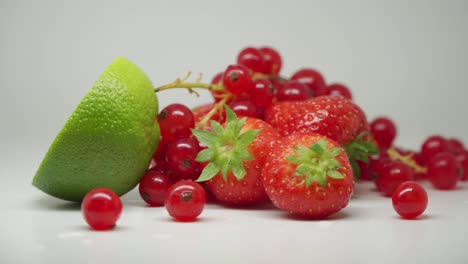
[80,46,467,230]
[362,117,467,193]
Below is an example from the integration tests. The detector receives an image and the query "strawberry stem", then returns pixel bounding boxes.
[191,106,260,182]
[286,138,345,187]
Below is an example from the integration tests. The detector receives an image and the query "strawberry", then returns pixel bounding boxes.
[264,95,378,178]
[191,106,280,205]
[264,95,367,144]
[262,132,354,219]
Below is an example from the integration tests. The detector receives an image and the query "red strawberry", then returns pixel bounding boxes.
[264,95,367,145]
[191,106,280,205]
[262,132,354,219]
[264,95,377,179]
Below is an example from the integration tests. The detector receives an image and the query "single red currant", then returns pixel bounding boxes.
[269,77,285,95]
[277,80,311,101]
[370,117,397,149]
[139,169,173,207]
[210,72,228,103]
[222,64,253,96]
[375,160,414,197]
[165,181,206,222]
[427,152,459,190]
[448,138,465,154]
[290,68,326,97]
[158,104,195,143]
[81,188,122,230]
[228,99,258,118]
[211,72,223,84]
[259,46,282,75]
[166,137,201,177]
[237,47,267,73]
[392,181,428,219]
[421,135,449,163]
[249,79,275,108]
[324,83,353,99]
[455,151,468,181]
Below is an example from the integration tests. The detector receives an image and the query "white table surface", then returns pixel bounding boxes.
[2,146,468,264]
[2,1,468,263]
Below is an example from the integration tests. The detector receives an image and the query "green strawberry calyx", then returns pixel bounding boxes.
[286,138,345,187]
[344,132,379,180]
[191,105,260,182]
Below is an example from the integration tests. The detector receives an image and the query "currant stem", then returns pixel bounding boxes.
[195,95,233,129]
[154,72,224,96]
[387,147,427,174]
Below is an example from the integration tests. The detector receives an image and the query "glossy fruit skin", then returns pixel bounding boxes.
[166,137,201,176]
[158,104,194,143]
[237,47,267,73]
[139,169,172,206]
[324,83,352,99]
[421,135,449,163]
[228,99,259,118]
[264,96,368,145]
[82,188,123,230]
[455,151,468,181]
[427,152,459,190]
[375,160,413,197]
[259,47,282,75]
[205,118,281,205]
[370,117,397,149]
[277,80,311,102]
[165,181,206,222]
[262,132,354,219]
[448,138,465,154]
[392,181,428,219]
[290,68,326,97]
[249,79,275,108]
[223,64,253,96]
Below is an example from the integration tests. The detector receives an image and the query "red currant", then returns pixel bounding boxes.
[448,138,465,154]
[237,47,267,73]
[166,137,201,177]
[370,117,397,149]
[139,169,173,206]
[455,151,468,181]
[375,160,413,197]
[427,152,459,190]
[211,72,223,84]
[324,83,353,100]
[392,181,428,219]
[81,188,122,230]
[420,135,449,162]
[269,77,285,95]
[290,68,326,97]
[158,104,195,143]
[165,180,206,222]
[249,79,275,108]
[222,64,253,96]
[277,80,311,101]
[259,46,282,75]
[228,99,258,118]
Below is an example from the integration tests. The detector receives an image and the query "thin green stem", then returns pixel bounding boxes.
[154,72,224,96]
[195,95,233,129]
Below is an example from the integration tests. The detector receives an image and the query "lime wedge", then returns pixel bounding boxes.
[33,57,160,202]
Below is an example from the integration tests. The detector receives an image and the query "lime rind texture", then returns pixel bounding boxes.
[33,57,160,201]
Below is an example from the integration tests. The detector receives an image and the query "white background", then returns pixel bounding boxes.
[1,0,468,263]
